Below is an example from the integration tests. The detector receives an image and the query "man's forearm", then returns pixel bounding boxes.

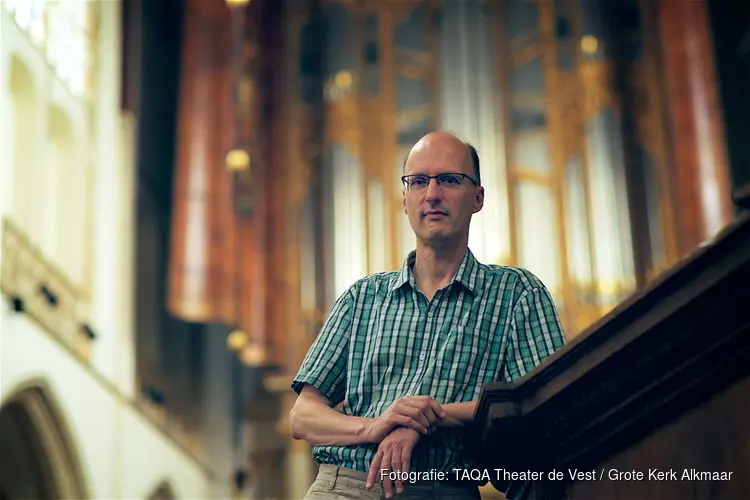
[290,400,375,446]
[435,400,477,428]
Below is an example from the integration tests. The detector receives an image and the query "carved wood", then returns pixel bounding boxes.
[472,213,750,499]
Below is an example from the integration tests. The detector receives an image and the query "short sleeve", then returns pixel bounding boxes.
[503,286,567,382]
[291,288,354,406]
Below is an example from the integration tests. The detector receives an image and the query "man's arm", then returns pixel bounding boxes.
[291,385,446,445]
[289,287,445,445]
[290,288,356,442]
[290,385,376,445]
[435,401,477,428]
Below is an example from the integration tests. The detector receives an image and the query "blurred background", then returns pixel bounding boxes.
[0,0,748,498]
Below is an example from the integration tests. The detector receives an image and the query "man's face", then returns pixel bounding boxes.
[401,135,484,246]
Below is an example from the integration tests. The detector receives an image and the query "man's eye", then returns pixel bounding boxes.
[441,175,461,184]
[411,177,428,185]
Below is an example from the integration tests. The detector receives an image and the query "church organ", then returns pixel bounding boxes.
[278,0,735,344]
[157,0,747,497]
[164,0,743,370]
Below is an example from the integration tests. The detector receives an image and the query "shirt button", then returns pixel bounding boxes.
[427,311,433,319]
[419,353,426,361]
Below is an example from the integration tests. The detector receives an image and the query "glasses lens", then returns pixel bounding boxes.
[408,175,429,189]
[437,174,464,187]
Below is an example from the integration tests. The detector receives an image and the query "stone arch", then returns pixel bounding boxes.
[0,380,89,499]
[8,54,41,236]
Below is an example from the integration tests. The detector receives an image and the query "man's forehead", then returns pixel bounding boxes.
[405,134,471,171]
[411,132,464,152]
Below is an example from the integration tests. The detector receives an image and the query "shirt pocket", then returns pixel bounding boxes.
[437,325,492,398]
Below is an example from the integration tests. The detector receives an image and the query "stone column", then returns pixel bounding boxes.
[202,323,236,498]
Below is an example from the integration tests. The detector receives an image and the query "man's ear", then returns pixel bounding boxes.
[473,186,485,213]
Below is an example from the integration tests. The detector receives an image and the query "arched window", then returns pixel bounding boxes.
[46,106,81,281]
[3,0,90,96]
[47,0,89,96]
[9,56,41,238]
[3,0,47,44]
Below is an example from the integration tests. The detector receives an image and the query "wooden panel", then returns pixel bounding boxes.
[261,0,288,368]
[168,0,285,368]
[168,0,234,324]
[235,0,285,367]
[657,0,734,256]
[567,379,750,499]
[634,0,679,272]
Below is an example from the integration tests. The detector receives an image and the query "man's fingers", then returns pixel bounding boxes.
[401,445,412,475]
[427,398,446,418]
[394,414,428,435]
[391,446,404,494]
[421,406,440,426]
[395,402,429,427]
[413,412,431,430]
[401,396,446,420]
[382,450,395,499]
[366,450,383,489]
[394,402,434,429]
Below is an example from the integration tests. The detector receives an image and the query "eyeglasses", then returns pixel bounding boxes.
[401,173,479,191]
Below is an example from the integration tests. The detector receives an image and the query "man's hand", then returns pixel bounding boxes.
[366,395,446,442]
[366,427,420,498]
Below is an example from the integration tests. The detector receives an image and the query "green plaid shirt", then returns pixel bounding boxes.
[292,248,566,474]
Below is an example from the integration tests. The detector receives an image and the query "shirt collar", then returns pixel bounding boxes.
[389,248,482,295]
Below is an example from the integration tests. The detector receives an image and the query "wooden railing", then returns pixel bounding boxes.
[471,212,750,500]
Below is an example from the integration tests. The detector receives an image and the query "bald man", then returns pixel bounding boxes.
[290,132,567,499]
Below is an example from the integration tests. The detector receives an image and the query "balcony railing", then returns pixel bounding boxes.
[0,217,94,361]
[1,216,211,473]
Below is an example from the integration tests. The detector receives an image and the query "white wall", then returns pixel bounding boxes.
[1,0,137,398]
[0,310,213,499]
[1,4,219,498]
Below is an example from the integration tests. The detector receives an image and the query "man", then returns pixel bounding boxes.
[290,132,567,499]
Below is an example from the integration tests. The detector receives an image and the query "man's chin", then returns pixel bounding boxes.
[419,230,454,245]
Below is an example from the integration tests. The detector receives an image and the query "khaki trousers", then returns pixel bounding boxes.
[303,464,481,500]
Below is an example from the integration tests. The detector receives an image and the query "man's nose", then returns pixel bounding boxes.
[424,178,442,200]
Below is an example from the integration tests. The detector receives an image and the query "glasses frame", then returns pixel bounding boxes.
[401,172,480,190]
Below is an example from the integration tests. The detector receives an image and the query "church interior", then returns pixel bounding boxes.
[1,0,749,499]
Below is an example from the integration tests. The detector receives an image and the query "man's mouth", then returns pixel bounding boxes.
[424,210,448,219]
